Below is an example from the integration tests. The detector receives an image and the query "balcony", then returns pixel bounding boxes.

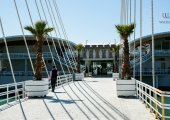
[0,52,54,59]
[134,69,170,76]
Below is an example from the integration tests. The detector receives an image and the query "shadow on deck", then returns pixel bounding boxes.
[0,77,154,120]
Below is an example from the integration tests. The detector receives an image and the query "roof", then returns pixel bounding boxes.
[130,31,170,47]
[0,35,76,46]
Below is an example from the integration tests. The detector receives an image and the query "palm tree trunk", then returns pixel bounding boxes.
[122,38,130,79]
[113,61,114,72]
[77,51,80,73]
[114,54,118,73]
[35,37,43,80]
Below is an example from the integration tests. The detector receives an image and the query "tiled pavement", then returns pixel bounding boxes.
[0,77,154,120]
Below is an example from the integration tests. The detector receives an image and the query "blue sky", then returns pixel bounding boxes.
[0,0,170,45]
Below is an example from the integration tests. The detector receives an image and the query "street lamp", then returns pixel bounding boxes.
[86,40,88,45]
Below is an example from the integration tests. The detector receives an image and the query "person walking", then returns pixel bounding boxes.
[50,66,58,92]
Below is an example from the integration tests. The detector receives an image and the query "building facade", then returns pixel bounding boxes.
[130,31,170,90]
[0,35,76,84]
[80,44,115,76]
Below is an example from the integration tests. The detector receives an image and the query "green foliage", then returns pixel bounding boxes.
[76,43,84,73]
[24,21,53,37]
[115,23,134,79]
[76,43,84,52]
[115,23,135,39]
[111,44,120,73]
[24,21,53,80]
[112,44,120,54]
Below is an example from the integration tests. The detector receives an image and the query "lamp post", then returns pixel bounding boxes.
[86,40,88,45]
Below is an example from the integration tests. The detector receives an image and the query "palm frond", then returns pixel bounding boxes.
[35,21,47,35]
[113,45,120,53]
[76,43,84,52]
[44,28,54,35]
[24,26,36,35]
[35,21,46,30]
[115,23,134,39]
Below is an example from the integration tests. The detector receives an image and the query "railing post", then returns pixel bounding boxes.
[7,85,9,104]
[142,84,144,102]
[136,81,137,97]
[136,82,139,98]
[66,74,68,83]
[22,83,25,99]
[56,76,58,87]
[154,92,158,119]
[161,95,165,120]
[149,89,152,112]
[138,83,140,99]
[73,73,75,81]
[145,86,148,108]
[140,83,142,100]
[15,84,17,101]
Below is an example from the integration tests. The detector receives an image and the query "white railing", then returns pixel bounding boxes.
[57,74,73,86]
[0,52,52,58]
[0,74,73,107]
[130,52,152,67]
[0,82,26,107]
[131,50,170,67]
[0,71,77,77]
[155,50,170,55]
[0,52,76,68]
[0,71,48,76]
[134,69,170,76]
[136,80,170,120]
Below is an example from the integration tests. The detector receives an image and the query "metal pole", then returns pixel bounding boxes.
[140,0,142,82]
[129,0,131,23]
[151,0,155,87]
[126,0,129,24]
[120,0,123,24]
[86,40,88,45]
[133,0,136,78]
[0,17,27,120]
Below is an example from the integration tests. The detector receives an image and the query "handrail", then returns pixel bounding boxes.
[57,74,73,86]
[0,52,94,71]
[136,80,170,119]
[134,69,170,75]
[131,50,170,67]
[0,74,73,107]
[0,71,48,76]
[0,82,26,107]
[155,50,170,55]
[0,52,76,66]
[130,52,152,66]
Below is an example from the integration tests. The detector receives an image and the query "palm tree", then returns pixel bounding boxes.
[24,21,53,80]
[112,44,120,73]
[115,23,134,79]
[76,43,84,73]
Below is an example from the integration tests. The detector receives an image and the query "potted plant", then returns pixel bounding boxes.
[24,21,53,97]
[115,23,136,96]
[75,43,84,80]
[111,44,120,80]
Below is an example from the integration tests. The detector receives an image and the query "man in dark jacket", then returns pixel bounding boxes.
[50,66,58,92]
